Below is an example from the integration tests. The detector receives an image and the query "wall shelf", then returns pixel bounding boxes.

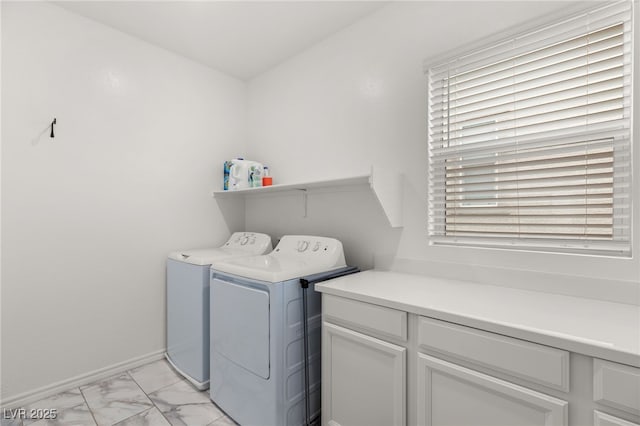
[212,175,370,198]
[212,168,403,228]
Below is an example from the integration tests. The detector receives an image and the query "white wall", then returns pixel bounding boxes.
[246,1,640,302]
[1,2,245,401]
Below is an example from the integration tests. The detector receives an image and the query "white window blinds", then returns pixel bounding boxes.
[427,1,633,256]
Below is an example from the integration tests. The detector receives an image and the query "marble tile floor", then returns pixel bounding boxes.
[2,359,237,426]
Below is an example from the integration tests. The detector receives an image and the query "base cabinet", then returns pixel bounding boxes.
[322,323,406,426]
[320,293,640,426]
[417,353,567,426]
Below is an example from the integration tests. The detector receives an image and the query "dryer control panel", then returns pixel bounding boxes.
[224,232,273,254]
[272,235,346,267]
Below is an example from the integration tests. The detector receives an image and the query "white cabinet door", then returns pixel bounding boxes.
[322,322,406,426]
[417,353,567,426]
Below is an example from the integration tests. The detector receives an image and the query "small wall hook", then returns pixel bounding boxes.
[50,118,56,138]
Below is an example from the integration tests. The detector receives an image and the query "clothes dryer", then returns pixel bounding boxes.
[209,235,357,426]
[166,232,272,390]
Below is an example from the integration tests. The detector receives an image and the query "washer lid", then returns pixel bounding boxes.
[169,232,272,265]
[211,235,346,282]
[168,248,247,265]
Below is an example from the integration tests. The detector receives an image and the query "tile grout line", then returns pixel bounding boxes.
[15,360,229,426]
[79,385,100,426]
[137,374,226,426]
[133,376,185,397]
[125,371,155,419]
[110,406,154,426]
[126,369,174,426]
[83,371,152,426]
[143,393,172,425]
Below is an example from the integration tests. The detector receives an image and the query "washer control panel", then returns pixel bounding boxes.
[295,240,324,253]
[224,232,272,254]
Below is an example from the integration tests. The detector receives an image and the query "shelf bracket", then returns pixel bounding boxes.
[369,167,403,228]
[296,188,308,218]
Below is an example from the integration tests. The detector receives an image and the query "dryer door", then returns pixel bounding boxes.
[211,277,270,379]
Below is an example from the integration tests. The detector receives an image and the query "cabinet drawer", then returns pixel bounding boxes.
[323,294,407,341]
[594,411,640,426]
[418,353,568,426]
[594,359,640,415]
[418,316,570,392]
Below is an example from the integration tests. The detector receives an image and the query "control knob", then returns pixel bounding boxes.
[297,240,309,252]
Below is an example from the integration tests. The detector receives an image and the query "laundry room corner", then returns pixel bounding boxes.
[0,1,247,404]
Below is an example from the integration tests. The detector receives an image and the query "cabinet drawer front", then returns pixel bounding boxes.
[418,316,570,392]
[323,294,407,341]
[594,411,640,426]
[417,353,568,426]
[594,359,640,415]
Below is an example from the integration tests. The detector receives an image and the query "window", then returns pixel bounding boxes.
[427,1,633,256]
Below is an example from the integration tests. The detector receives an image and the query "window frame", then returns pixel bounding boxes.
[425,0,634,257]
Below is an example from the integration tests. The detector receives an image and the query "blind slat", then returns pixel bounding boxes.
[429,0,631,78]
[443,27,624,89]
[430,67,628,116]
[447,113,625,146]
[434,79,625,130]
[431,128,629,158]
[434,60,627,114]
[434,43,626,101]
[432,184,622,200]
[434,96,625,138]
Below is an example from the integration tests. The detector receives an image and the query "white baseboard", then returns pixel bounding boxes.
[0,349,165,409]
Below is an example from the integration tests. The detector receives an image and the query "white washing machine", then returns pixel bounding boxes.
[165,232,272,390]
[210,235,357,426]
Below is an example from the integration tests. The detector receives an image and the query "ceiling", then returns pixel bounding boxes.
[55,1,388,81]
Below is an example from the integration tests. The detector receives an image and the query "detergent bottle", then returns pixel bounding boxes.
[228,158,264,190]
[249,163,263,188]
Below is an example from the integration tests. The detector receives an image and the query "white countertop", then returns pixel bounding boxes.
[315,270,640,367]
